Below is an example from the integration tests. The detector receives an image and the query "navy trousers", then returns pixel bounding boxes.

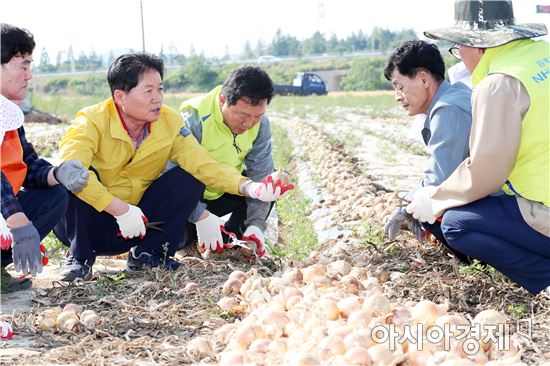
[441,194,550,294]
[1,185,68,266]
[54,167,204,264]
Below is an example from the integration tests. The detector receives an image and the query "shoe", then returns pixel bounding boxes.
[127,247,181,271]
[1,266,32,293]
[59,255,93,282]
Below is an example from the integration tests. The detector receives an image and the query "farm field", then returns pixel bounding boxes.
[1,92,548,365]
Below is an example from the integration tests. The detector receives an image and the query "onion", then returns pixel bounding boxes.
[344,328,374,350]
[362,292,390,317]
[248,338,271,353]
[344,346,372,365]
[228,270,248,283]
[314,298,340,321]
[217,297,238,312]
[349,267,369,280]
[223,278,243,296]
[302,264,326,284]
[186,337,214,359]
[80,310,102,330]
[38,316,57,332]
[56,311,78,327]
[318,335,346,360]
[288,353,321,366]
[406,350,433,366]
[214,323,237,345]
[338,296,363,319]
[473,309,507,329]
[473,309,508,352]
[361,277,382,292]
[282,268,303,283]
[42,307,62,319]
[410,300,448,327]
[231,324,264,349]
[340,274,363,294]
[329,260,352,276]
[219,351,248,366]
[282,287,303,304]
[268,338,287,354]
[311,275,331,288]
[347,310,372,328]
[286,295,303,310]
[367,343,405,366]
[59,317,80,333]
[62,303,82,315]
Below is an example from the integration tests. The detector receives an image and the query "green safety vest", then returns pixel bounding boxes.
[472,39,550,207]
[179,86,260,200]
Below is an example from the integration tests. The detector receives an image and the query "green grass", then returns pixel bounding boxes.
[270,123,318,260]
[356,220,387,253]
[31,94,106,120]
[29,93,194,120]
[269,93,405,121]
[458,259,509,283]
[506,303,530,318]
[42,232,69,266]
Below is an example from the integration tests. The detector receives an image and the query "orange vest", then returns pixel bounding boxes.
[0,130,28,195]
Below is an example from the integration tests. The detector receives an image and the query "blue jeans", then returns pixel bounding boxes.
[54,167,204,264]
[1,185,68,266]
[441,194,550,294]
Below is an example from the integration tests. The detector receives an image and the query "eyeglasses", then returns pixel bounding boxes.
[449,44,461,60]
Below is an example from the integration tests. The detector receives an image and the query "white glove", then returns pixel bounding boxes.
[242,225,266,257]
[245,173,294,202]
[0,216,13,251]
[195,212,224,253]
[114,204,146,239]
[406,186,437,224]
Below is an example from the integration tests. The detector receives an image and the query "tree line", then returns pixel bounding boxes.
[34,27,418,73]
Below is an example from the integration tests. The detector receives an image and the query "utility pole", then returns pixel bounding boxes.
[140,0,146,52]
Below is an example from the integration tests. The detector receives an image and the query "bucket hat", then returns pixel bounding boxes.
[424,0,548,48]
[0,94,24,143]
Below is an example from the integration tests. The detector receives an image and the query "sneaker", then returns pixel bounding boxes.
[59,255,93,282]
[1,266,32,293]
[127,247,181,271]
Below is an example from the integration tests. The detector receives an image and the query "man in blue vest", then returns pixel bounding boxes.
[407,0,550,295]
[179,66,291,258]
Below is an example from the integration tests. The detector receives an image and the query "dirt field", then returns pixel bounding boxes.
[1,96,549,365]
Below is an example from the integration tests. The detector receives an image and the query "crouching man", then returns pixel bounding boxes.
[54,53,291,281]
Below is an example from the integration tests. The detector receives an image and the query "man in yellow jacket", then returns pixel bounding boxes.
[407,0,550,294]
[54,53,290,281]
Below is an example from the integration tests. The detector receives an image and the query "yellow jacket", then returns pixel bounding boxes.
[59,98,247,212]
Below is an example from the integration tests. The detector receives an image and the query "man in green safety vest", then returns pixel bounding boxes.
[179,65,292,258]
[407,0,550,294]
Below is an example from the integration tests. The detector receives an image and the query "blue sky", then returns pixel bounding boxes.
[1,0,548,59]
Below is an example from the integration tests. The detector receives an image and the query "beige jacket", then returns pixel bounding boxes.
[430,73,549,237]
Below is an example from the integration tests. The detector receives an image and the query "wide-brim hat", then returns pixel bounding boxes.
[424,0,548,48]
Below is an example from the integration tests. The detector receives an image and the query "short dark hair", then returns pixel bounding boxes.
[1,23,36,64]
[384,40,445,82]
[107,53,164,96]
[221,65,274,106]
